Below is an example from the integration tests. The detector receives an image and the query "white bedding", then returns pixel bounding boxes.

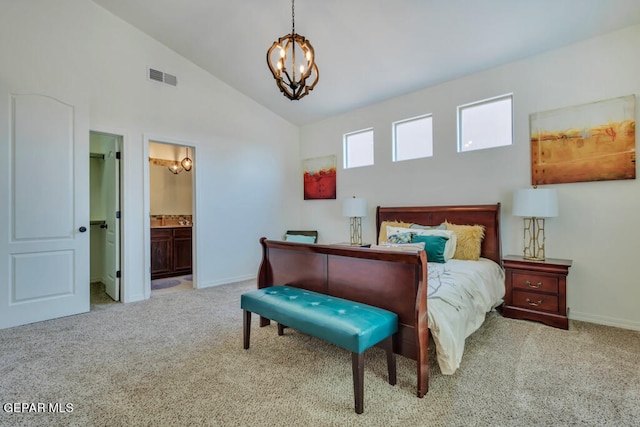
[427,258,505,374]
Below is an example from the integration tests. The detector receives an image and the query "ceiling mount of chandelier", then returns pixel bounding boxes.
[266,0,318,100]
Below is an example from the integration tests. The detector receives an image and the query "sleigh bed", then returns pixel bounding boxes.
[256,203,504,397]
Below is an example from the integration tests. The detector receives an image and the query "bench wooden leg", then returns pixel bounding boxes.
[243,310,251,349]
[277,323,285,336]
[259,316,270,327]
[352,352,364,414]
[381,336,397,385]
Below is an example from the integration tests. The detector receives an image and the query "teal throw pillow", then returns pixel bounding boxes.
[411,235,449,263]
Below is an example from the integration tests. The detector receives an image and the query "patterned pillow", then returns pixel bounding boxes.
[378,220,412,243]
[387,232,413,244]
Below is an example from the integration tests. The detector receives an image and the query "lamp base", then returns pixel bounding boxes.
[349,217,363,246]
[522,217,546,261]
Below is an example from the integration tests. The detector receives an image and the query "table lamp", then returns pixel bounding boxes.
[512,187,558,261]
[342,196,367,246]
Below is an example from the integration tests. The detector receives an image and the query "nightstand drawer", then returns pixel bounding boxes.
[512,290,559,313]
[511,272,558,294]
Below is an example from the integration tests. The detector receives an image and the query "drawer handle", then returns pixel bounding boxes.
[525,280,542,289]
[525,298,543,307]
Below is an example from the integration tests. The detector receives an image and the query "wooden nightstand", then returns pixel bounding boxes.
[502,255,572,329]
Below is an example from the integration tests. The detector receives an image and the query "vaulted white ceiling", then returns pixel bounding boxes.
[92,0,640,126]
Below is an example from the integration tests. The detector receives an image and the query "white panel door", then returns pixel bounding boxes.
[0,93,89,329]
[103,145,120,301]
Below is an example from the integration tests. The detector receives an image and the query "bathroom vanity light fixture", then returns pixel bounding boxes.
[181,147,193,172]
[513,187,558,261]
[168,162,182,174]
[266,0,318,100]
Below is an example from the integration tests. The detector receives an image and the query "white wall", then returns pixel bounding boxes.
[149,164,193,216]
[148,141,193,216]
[0,0,300,302]
[299,25,640,331]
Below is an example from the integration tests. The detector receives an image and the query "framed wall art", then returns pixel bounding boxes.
[303,155,336,200]
[529,95,636,185]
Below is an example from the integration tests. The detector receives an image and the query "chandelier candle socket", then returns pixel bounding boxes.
[512,188,558,261]
[266,0,318,100]
[342,197,367,246]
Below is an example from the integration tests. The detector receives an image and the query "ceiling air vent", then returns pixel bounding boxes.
[147,68,178,87]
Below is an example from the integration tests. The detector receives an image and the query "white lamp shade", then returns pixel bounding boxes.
[342,197,367,217]
[513,188,558,218]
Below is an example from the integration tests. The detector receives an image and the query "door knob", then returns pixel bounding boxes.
[79,226,87,232]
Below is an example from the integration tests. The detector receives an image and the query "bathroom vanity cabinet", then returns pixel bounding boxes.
[151,227,192,279]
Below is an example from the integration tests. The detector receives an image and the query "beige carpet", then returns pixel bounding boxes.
[1,280,639,427]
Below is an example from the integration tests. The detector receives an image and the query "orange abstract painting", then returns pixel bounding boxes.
[530,95,636,185]
[303,155,336,200]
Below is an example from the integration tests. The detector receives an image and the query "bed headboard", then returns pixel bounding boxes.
[376,203,502,265]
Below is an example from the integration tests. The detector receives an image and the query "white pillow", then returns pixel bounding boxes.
[386,225,457,261]
[370,242,426,252]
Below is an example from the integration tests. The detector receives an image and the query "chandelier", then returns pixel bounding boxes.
[266,0,318,100]
[181,147,192,171]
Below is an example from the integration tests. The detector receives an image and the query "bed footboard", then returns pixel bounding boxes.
[257,237,429,397]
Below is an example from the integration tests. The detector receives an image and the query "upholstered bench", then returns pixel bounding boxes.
[241,286,398,414]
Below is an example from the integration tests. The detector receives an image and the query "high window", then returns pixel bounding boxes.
[393,114,433,162]
[343,128,374,168]
[457,94,513,152]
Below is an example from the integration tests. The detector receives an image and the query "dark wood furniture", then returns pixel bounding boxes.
[257,203,502,397]
[502,255,572,329]
[151,227,192,279]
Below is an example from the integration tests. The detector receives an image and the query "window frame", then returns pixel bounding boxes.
[392,113,434,162]
[457,93,514,153]
[343,127,374,169]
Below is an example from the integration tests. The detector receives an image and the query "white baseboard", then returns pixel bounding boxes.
[197,274,256,289]
[570,310,640,332]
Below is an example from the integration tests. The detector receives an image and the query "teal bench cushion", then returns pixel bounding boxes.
[241,286,398,354]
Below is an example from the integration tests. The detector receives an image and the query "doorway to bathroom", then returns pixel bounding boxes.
[148,140,195,296]
[89,131,122,306]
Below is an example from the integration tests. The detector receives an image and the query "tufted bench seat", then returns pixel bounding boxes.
[241,285,398,414]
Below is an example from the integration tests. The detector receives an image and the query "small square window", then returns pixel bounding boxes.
[393,114,433,162]
[343,128,374,169]
[458,94,513,152]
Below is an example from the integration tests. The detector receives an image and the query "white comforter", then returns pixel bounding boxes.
[427,258,505,374]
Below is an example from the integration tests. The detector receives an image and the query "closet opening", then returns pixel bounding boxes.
[89,131,122,306]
